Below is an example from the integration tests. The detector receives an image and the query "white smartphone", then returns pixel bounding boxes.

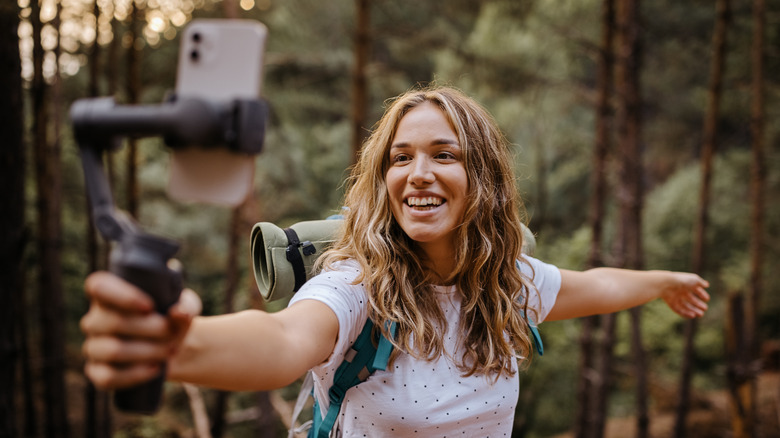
[167,19,268,206]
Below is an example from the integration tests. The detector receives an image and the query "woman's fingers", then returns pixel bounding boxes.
[85,359,162,390]
[662,273,711,319]
[81,273,200,341]
[82,335,171,364]
[82,333,170,390]
[85,271,155,314]
[169,289,202,322]
[166,289,201,356]
[681,299,706,318]
[691,291,710,312]
[81,272,203,390]
[694,284,711,303]
[686,277,710,315]
[80,303,172,339]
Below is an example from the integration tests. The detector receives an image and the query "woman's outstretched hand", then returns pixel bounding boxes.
[660,272,710,319]
[80,271,202,390]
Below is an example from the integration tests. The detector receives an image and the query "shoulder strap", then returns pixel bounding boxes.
[309,319,395,438]
[515,259,544,356]
[525,312,544,356]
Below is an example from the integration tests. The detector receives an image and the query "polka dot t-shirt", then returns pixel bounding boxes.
[288,256,561,437]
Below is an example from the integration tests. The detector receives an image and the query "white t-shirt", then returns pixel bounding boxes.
[288,256,561,437]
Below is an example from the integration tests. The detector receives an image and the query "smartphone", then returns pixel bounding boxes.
[167,19,267,206]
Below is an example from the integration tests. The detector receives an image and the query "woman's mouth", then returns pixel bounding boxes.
[405,196,444,210]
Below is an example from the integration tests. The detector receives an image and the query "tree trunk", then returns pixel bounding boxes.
[746,0,766,433]
[725,292,754,438]
[32,0,68,435]
[209,3,240,434]
[254,390,279,438]
[575,1,613,436]
[83,3,112,437]
[614,0,642,273]
[125,0,141,217]
[591,313,616,438]
[86,0,102,290]
[587,0,614,274]
[574,316,597,438]
[239,199,281,438]
[17,252,37,437]
[629,308,648,438]
[531,123,547,237]
[222,0,239,19]
[210,207,243,438]
[88,0,101,98]
[105,8,119,193]
[108,10,119,97]
[0,1,24,435]
[351,0,370,164]
[610,1,647,436]
[18,291,38,438]
[616,0,650,438]
[674,1,731,436]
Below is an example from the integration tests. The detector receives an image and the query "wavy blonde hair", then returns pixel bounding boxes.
[319,85,538,378]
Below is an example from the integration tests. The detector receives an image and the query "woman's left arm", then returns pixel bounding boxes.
[545,268,710,322]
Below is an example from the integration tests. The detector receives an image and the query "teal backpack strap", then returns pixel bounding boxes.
[515,259,544,356]
[372,321,396,370]
[525,312,543,356]
[309,318,394,438]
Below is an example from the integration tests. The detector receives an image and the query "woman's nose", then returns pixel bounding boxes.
[408,156,435,185]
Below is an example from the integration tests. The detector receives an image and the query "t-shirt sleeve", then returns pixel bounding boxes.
[517,255,562,323]
[287,261,369,370]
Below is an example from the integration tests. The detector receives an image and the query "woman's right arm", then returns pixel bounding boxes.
[81,271,339,392]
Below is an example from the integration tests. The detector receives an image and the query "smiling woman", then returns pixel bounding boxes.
[321,86,549,379]
[80,84,710,437]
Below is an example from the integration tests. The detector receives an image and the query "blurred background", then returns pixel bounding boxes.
[1,0,779,437]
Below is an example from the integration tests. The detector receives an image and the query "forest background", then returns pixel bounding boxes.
[1,0,779,437]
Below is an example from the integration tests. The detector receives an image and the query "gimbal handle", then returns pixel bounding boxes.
[72,95,267,414]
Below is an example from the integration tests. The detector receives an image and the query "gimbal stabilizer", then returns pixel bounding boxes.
[71,94,268,414]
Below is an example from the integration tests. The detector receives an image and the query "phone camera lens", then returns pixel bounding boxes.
[190,49,199,62]
[192,32,201,43]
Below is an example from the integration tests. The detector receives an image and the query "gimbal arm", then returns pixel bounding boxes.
[71,95,266,152]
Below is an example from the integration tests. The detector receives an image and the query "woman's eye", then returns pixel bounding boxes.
[392,154,411,163]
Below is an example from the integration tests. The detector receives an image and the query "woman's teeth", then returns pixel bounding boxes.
[406,197,443,207]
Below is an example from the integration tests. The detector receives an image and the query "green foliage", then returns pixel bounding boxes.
[114,417,176,438]
[25,0,780,435]
[535,225,591,270]
[516,318,582,437]
[644,149,757,282]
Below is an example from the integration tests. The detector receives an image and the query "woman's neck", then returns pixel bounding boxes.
[417,240,457,285]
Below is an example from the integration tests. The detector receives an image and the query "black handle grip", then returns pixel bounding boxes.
[109,233,182,414]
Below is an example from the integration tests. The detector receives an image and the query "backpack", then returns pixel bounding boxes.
[249,218,543,438]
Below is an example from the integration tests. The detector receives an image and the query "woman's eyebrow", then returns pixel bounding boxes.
[390,138,460,149]
[432,138,460,147]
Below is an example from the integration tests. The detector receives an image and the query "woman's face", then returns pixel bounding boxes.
[385,101,468,255]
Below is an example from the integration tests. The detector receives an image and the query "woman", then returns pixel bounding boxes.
[81,86,710,436]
